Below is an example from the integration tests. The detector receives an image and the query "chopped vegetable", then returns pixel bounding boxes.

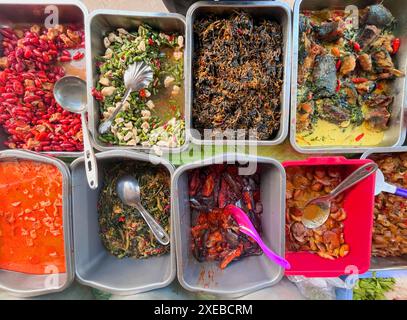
[353,274,395,300]
[94,25,185,150]
[98,162,170,259]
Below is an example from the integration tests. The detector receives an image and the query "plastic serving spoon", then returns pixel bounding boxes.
[224,204,291,269]
[302,162,378,229]
[54,76,98,189]
[375,168,407,198]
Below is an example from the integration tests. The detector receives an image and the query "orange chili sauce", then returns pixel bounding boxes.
[0,160,66,274]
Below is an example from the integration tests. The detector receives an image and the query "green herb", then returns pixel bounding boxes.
[98,162,171,259]
[353,274,395,300]
[95,25,185,149]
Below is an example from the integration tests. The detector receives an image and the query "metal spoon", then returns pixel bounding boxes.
[302,162,378,229]
[98,61,153,135]
[375,168,407,198]
[116,175,170,245]
[54,76,98,189]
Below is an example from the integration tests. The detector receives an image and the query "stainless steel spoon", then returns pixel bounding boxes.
[54,76,98,189]
[98,61,153,135]
[301,162,378,229]
[116,175,170,245]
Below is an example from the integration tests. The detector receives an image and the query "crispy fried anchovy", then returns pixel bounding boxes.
[192,12,283,140]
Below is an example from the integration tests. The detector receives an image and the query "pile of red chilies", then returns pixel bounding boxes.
[0,25,85,152]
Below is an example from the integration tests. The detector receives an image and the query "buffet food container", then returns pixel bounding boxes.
[361,146,407,271]
[86,10,189,154]
[0,0,88,158]
[70,150,176,295]
[172,153,286,297]
[0,149,74,297]
[283,157,375,277]
[290,0,407,154]
[185,1,292,146]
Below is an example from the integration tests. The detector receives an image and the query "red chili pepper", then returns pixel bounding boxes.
[154,58,161,69]
[352,77,368,84]
[336,79,341,92]
[202,173,215,197]
[242,190,253,211]
[148,38,154,46]
[237,28,243,35]
[392,38,401,54]
[218,178,229,209]
[189,170,200,196]
[72,51,84,60]
[118,216,126,223]
[0,25,86,152]
[139,89,146,98]
[91,88,102,101]
[336,59,342,70]
[353,41,361,52]
[355,133,365,142]
[58,55,71,62]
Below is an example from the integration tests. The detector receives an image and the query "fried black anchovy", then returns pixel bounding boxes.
[192,11,284,140]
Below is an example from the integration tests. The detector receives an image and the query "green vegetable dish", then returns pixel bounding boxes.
[353,273,395,300]
[92,25,185,154]
[98,162,171,259]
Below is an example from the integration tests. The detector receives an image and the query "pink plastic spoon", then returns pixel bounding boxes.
[224,204,291,270]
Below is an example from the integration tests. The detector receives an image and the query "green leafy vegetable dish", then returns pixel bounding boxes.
[353,273,395,300]
[92,25,185,154]
[98,162,171,259]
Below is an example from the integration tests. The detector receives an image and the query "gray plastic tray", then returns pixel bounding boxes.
[172,153,286,297]
[70,150,176,295]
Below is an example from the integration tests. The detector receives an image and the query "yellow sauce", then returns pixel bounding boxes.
[297,119,384,147]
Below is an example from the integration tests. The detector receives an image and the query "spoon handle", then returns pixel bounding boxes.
[330,162,378,198]
[98,88,132,134]
[135,203,170,245]
[81,113,98,189]
[395,187,407,198]
[241,227,291,269]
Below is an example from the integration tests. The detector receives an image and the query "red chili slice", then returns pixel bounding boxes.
[355,133,365,141]
[392,38,401,54]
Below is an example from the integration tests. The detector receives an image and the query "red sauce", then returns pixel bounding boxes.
[0,160,65,274]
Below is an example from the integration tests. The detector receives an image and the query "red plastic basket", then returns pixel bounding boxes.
[283,157,375,277]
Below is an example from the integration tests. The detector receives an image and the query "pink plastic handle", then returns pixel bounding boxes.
[240,226,291,270]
